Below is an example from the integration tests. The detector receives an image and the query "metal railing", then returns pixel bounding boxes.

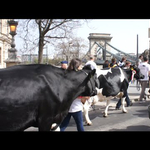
[82,41,137,64]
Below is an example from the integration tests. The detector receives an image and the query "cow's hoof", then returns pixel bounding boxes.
[103,114,108,118]
[85,121,92,126]
[122,110,127,113]
[51,123,60,131]
[87,122,92,126]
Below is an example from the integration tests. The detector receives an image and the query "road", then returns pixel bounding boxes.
[25,81,150,131]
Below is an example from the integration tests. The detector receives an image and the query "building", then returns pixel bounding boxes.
[0,19,11,68]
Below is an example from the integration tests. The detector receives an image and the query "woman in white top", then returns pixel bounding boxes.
[60,58,90,131]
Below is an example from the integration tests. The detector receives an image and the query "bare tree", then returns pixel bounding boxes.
[17,19,82,64]
[54,36,88,62]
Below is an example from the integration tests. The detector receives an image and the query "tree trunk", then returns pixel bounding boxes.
[38,34,44,64]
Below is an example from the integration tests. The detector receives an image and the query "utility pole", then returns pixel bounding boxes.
[137,34,139,60]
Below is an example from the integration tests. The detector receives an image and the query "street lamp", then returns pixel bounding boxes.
[8,19,18,57]
[4,19,21,67]
[9,20,18,35]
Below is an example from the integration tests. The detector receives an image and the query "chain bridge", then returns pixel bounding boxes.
[82,33,138,65]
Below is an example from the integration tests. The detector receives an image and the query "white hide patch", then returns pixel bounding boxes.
[95,88,113,102]
[119,68,125,82]
[96,68,112,77]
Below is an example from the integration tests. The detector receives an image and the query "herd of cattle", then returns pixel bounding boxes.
[0,63,144,131]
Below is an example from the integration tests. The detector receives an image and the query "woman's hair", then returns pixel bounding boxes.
[67,58,82,71]
[111,58,116,63]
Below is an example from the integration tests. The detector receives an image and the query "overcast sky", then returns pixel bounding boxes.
[15,19,150,56]
[75,19,150,54]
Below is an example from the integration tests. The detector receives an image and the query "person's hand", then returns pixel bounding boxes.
[80,96,90,104]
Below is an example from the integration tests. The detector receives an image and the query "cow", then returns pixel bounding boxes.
[83,65,144,125]
[0,64,99,131]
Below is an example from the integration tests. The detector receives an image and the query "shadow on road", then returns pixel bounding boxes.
[131,101,150,118]
[110,125,150,131]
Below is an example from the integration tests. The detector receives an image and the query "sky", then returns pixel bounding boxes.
[15,19,150,56]
[74,19,150,54]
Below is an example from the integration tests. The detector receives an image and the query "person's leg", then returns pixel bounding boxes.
[116,99,121,109]
[143,81,148,100]
[139,81,144,101]
[72,111,84,131]
[139,81,147,101]
[124,90,132,107]
[60,113,71,131]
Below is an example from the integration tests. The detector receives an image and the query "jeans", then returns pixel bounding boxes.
[60,111,84,131]
[116,90,131,108]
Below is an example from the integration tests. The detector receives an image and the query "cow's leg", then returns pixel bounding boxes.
[83,100,92,126]
[39,124,51,131]
[121,97,127,113]
[38,117,53,131]
[103,99,110,117]
[83,95,101,125]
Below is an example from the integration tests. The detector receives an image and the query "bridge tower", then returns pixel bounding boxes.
[88,33,113,60]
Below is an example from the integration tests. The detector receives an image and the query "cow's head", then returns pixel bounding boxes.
[80,65,100,97]
[130,65,144,80]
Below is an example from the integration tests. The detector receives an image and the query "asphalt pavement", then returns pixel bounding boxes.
[25,81,150,131]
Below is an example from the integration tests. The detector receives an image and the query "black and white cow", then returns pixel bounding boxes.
[83,65,144,125]
[0,64,98,131]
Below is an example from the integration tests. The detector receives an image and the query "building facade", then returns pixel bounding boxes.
[0,19,11,68]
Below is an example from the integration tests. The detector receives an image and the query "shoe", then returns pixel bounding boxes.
[127,101,133,107]
[130,101,133,106]
[115,107,121,110]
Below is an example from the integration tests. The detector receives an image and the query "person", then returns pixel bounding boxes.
[60,60,68,70]
[116,61,133,109]
[108,58,118,68]
[137,55,143,66]
[123,61,131,69]
[138,56,150,103]
[103,60,109,68]
[60,58,90,131]
[118,57,126,68]
[85,55,97,70]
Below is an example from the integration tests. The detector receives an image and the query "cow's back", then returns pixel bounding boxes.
[0,65,43,130]
[0,64,62,131]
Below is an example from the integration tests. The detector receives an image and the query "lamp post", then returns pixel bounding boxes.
[149,28,150,63]
[4,19,21,67]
